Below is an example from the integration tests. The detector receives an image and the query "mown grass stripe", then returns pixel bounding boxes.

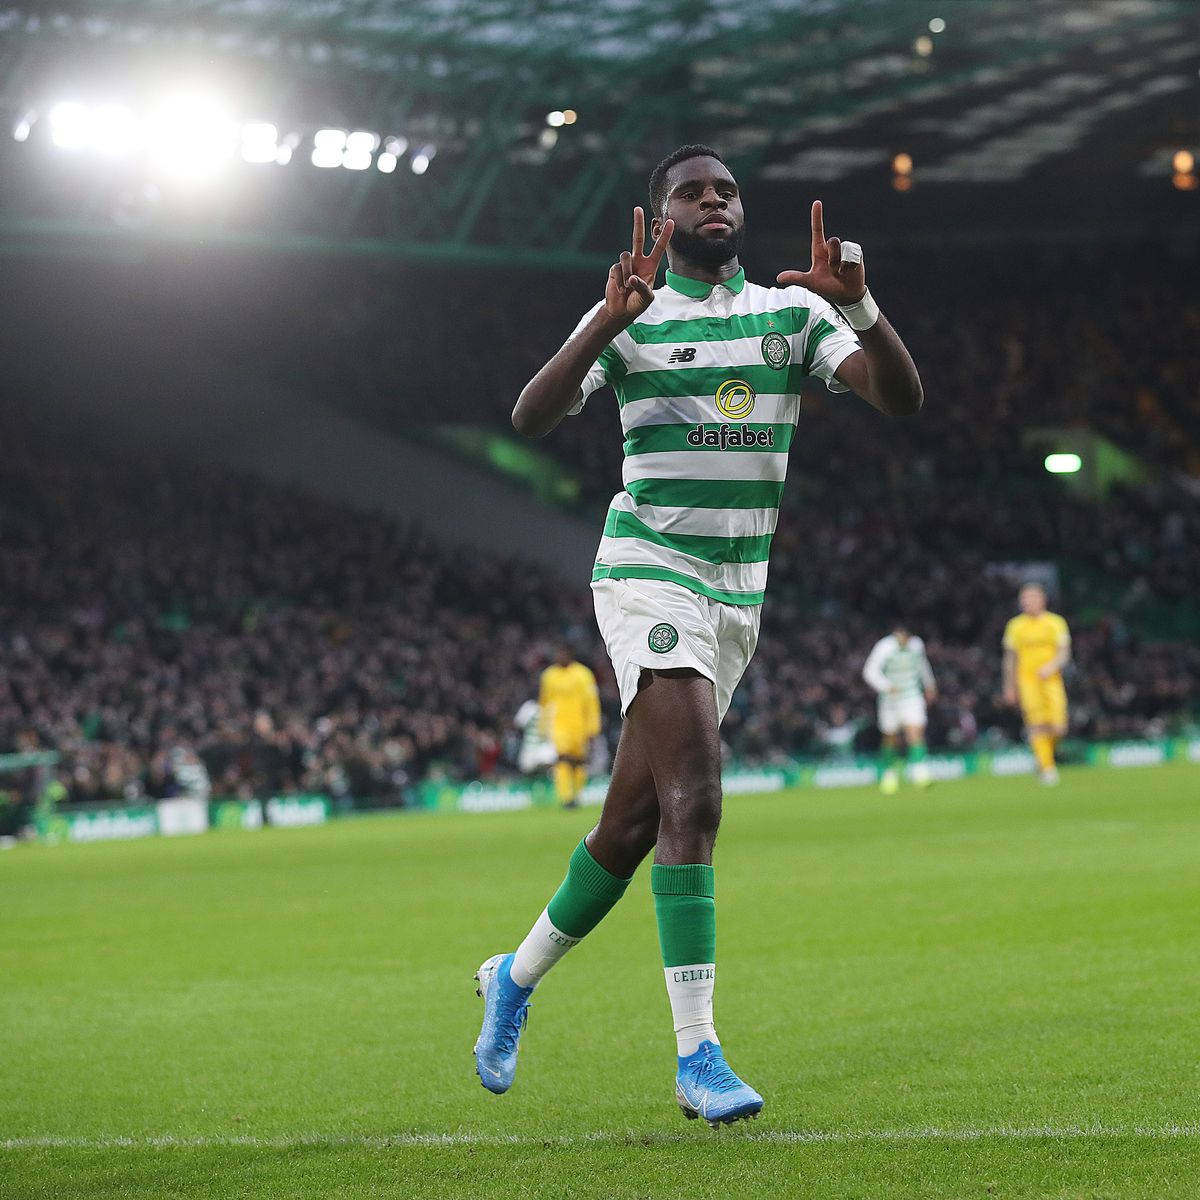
[6,1124,1197,1149]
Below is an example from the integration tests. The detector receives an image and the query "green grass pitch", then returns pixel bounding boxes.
[2,764,1198,1198]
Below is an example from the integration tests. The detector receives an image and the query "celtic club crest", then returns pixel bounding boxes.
[761,331,790,370]
[647,623,679,653]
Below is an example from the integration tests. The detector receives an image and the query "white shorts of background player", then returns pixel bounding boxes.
[877,694,927,736]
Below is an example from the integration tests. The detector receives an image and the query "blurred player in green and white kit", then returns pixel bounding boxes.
[863,626,937,793]
[514,699,557,777]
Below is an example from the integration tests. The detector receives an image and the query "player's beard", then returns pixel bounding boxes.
[670,222,745,270]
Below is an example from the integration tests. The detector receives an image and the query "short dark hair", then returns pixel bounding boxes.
[648,143,727,218]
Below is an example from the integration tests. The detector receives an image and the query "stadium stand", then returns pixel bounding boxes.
[1,346,1196,819]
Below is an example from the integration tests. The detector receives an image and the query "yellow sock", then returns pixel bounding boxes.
[1031,732,1055,772]
[554,761,575,804]
[573,765,588,797]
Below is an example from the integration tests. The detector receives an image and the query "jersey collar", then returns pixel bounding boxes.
[664,267,746,299]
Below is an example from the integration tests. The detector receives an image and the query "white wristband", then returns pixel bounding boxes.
[837,289,880,332]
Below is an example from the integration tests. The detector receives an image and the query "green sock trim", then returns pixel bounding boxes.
[545,839,632,940]
[908,743,927,762]
[650,862,714,899]
[652,863,716,968]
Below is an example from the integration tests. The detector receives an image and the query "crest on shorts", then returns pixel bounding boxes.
[647,623,679,654]
[761,332,790,370]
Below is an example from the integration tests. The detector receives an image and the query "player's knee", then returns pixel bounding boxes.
[658,772,722,840]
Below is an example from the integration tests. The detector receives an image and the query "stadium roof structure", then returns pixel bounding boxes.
[0,0,1196,268]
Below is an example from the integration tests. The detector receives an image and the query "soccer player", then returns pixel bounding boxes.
[539,646,602,808]
[513,698,557,778]
[474,144,922,1125]
[862,625,937,793]
[1002,583,1071,784]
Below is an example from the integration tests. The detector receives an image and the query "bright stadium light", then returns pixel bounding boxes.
[1044,453,1082,474]
[275,132,300,166]
[411,144,435,174]
[91,103,140,156]
[546,110,565,127]
[377,151,397,173]
[241,121,279,163]
[1173,149,1194,174]
[913,34,934,56]
[49,101,91,149]
[146,92,236,183]
[12,111,35,142]
[929,17,946,33]
[893,152,913,175]
[539,128,558,149]
[342,130,379,170]
[311,128,346,168]
[562,109,578,125]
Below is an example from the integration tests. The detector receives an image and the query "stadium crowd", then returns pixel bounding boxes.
[0,413,1196,816]
[1,247,1197,813]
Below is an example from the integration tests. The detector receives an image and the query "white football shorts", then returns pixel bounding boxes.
[591,577,760,723]
[878,694,927,735]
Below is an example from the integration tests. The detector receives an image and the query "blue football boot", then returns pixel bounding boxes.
[473,953,532,1094]
[675,1041,764,1127]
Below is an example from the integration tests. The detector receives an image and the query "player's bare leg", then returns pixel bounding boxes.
[585,721,660,877]
[624,667,762,1126]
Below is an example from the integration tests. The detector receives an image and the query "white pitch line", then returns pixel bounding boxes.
[4,1125,1199,1150]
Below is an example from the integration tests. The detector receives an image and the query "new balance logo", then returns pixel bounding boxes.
[667,347,697,363]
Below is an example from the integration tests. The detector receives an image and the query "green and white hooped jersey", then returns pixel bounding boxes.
[571,268,861,606]
[863,634,935,702]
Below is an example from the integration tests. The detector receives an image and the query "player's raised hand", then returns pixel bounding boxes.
[776,201,866,305]
[603,207,674,326]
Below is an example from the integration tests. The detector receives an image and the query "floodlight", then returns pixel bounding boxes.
[241,122,279,163]
[312,128,347,168]
[342,130,379,170]
[146,92,236,182]
[49,102,91,150]
[1044,453,1082,474]
[90,103,140,156]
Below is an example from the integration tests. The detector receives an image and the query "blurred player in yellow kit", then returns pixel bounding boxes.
[539,646,601,808]
[1002,583,1071,784]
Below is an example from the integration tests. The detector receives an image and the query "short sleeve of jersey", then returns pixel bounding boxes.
[801,291,862,394]
[1050,613,1071,645]
[1002,617,1020,650]
[566,301,622,416]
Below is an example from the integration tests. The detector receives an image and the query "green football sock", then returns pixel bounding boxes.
[545,838,632,939]
[651,863,715,968]
[510,839,633,989]
[652,863,719,1054]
